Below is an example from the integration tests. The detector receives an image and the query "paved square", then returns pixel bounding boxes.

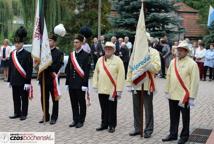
[0,78,213,144]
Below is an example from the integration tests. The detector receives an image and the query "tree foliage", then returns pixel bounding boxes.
[109,0,182,42]
[0,0,13,40]
[18,0,111,54]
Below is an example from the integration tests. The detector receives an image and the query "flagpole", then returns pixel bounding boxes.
[140,85,144,137]
[42,72,46,124]
[140,1,146,137]
[41,0,46,125]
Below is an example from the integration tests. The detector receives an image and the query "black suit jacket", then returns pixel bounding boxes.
[119,46,130,63]
[91,42,104,57]
[39,48,64,84]
[65,49,90,89]
[8,49,33,86]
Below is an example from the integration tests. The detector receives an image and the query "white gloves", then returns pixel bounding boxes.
[36,80,40,85]
[117,91,122,99]
[24,84,31,91]
[189,98,195,109]
[126,86,132,92]
[81,86,88,92]
[7,83,11,88]
[65,85,69,91]
[93,87,98,93]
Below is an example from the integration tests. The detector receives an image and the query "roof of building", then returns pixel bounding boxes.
[175,2,198,13]
[175,2,207,38]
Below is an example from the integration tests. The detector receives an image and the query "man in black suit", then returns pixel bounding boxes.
[39,33,64,125]
[91,37,104,69]
[8,26,33,121]
[118,42,130,77]
[65,34,90,128]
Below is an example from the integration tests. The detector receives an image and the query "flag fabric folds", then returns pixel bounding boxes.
[128,2,151,86]
[32,0,52,75]
[208,5,214,27]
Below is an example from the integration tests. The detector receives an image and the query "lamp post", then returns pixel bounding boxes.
[98,0,101,38]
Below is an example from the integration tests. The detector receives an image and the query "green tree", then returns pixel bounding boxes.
[21,0,61,30]
[58,0,110,53]
[19,0,111,54]
[0,0,13,40]
[203,22,214,46]
[110,0,182,41]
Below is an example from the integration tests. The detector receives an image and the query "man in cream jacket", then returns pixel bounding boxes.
[93,42,125,133]
[162,40,199,144]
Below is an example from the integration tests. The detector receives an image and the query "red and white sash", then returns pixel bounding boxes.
[102,56,117,101]
[11,51,27,79]
[174,58,190,107]
[147,72,155,92]
[51,72,61,101]
[133,71,155,92]
[11,50,33,99]
[70,51,84,78]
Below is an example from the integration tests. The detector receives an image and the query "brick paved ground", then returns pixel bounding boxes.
[0,78,213,144]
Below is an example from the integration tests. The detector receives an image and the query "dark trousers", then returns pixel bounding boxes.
[123,61,129,78]
[196,62,205,80]
[69,89,86,123]
[98,94,117,128]
[93,55,98,70]
[204,66,213,80]
[40,82,59,121]
[168,99,190,140]
[132,91,154,135]
[160,56,166,77]
[12,85,28,116]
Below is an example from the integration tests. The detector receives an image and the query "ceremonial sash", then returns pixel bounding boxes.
[70,51,84,78]
[11,50,33,99]
[11,51,27,79]
[174,58,190,106]
[147,72,155,92]
[51,72,61,101]
[102,56,117,100]
[133,71,155,92]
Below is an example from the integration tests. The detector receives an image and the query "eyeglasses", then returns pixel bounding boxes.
[73,41,80,43]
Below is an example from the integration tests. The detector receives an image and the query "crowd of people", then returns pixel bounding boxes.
[155,38,214,81]
[83,35,214,81]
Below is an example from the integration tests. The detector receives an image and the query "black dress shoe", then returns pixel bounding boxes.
[96,126,108,131]
[38,119,49,123]
[177,138,188,144]
[75,122,84,128]
[20,116,27,121]
[162,135,177,142]
[129,131,140,136]
[108,127,115,133]
[144,133,151,138]
[69,122,77,127]
[50,119,57,125]
[9,115,20,119]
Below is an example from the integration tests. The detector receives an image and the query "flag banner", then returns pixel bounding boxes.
[208,5,214,27]
[32,0,52,75]
[128,2,151,86]
[38,20,52,74]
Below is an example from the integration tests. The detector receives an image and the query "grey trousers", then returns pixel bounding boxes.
[132,90,154,135]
